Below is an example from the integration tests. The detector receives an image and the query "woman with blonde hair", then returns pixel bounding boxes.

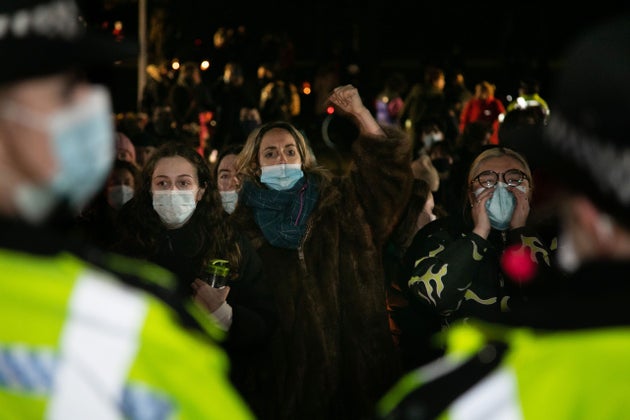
[231,84,413,419]
[400,146,555,360]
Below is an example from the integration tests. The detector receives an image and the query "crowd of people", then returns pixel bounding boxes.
[2,1,630,419]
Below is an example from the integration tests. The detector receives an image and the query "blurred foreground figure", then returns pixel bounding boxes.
[0,1,253,418]
[378,14,630,420]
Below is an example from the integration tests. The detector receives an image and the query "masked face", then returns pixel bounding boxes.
[220,190,238,214]
[2,86,115,222]
[107,185,134,209]
[260,163,303,191]
[475,183,527,231]
[152,189,198,228]
[422,131,444,150]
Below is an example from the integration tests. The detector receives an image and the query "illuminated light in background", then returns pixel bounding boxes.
[200,60,210,71]
[326,105,335,114]
[301,81,311,95]
[171,60,180,70]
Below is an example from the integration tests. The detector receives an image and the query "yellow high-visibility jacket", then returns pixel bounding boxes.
[0,239,253,419]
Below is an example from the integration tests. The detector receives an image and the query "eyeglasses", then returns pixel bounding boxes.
[472,169,528,189]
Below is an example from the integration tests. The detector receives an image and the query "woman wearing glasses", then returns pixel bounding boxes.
[399,146,555,364]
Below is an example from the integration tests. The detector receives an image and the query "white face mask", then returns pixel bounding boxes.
[422,132,444,150]
[220,190,238,214]
[152,189,198,228]
[4,86,115,223]
[107,185,134,209]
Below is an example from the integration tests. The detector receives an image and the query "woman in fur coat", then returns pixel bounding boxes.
[231,84,413,420]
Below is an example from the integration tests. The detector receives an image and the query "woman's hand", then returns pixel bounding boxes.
[191,278,230,313]
[470,189,492,239]
[327,84,384,136]
[509,186,530,229]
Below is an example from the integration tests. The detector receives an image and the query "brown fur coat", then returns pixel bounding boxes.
[231,125,413,420]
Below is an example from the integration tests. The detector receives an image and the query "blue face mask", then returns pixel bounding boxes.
[485,183,514,230]
[260,163,303,191]
[478,183,527,231]
[5,87,115,222]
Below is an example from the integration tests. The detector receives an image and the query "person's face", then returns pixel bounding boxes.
[416,192,436,231]
[217,153,239,192]
[258,128,302,167]
[108,167,135,189]
[136,145,157,167]
[0,74,87,186]
[469,156,530,196]
[116,148,134,162]
[151,156,205,200]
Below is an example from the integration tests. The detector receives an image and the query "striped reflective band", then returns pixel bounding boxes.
[450,368,521,420]
[47,268,148,420]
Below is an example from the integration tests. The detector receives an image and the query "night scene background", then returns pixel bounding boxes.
[79,0,630,115]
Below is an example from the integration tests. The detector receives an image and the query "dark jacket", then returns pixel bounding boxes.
[112,218,276,403]
[231,125,413,420]
[401,214,554,332]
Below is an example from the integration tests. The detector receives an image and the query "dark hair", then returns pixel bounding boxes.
[116,141,242,280]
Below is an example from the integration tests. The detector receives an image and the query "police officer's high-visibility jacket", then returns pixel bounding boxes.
[0,219,254,419]
[377,260,630,419]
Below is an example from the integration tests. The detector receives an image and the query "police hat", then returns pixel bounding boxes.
[0,0,137,85]
[533,15,630,227]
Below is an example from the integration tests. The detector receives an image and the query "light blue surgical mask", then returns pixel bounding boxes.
[260,163,303,191]
[4,87,115,222]
[220,190,238,214]
[475,183,527,231]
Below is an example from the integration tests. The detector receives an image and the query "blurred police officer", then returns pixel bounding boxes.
[0,1,253,418]
[378,14,630,420]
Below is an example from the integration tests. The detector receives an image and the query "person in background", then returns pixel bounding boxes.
[75,158,140,249]
[374,71,408,127]
[115,131,137,165]
[378,15,630,419]
[131,129,162,168]
[113,141,276,415]
[216,143,244,214]
[459,80,506,145]
[444,68,473,122]
[140,60,173,118]
[168,60,215,140]
[506,77,550,124]
[400,147,554,354]
[410,117,444,193]
[231,84,413,419]
[211,61,258,153]
[257,63,301,124]
[400,65,458,151]
[0,1,253,418]
[383,178,442,370]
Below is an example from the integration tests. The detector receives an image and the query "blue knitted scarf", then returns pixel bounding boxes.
[240,175,319,249]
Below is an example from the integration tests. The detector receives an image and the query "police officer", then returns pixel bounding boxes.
[377,14,630,420]
[0,1,252,418]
